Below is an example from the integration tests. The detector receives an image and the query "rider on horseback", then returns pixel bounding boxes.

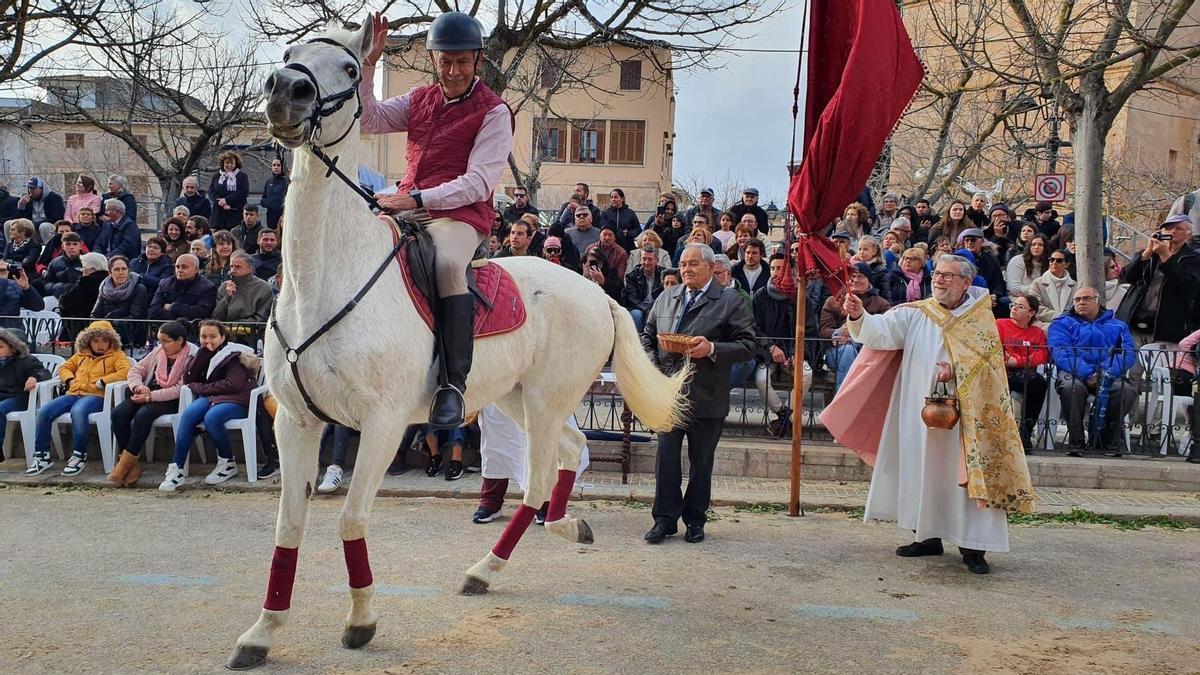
[361,11,512,430]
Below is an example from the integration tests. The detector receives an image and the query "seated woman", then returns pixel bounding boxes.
[92,255,149,348]
[59,252,109,343]
[107,320,198,487]
[190,239,211,270]
[886,247,931,305]
[160,218,191,261]
[635,229,673,269]
[130,236,174,293]
[0,328,52,460]
[28,320,129,476]
[997,293,1050,451]
[204,230,238,285]
[159,320,259,491]
[4,218,42,278]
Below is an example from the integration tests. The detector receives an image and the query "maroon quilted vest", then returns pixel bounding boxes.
[400,81,506,235]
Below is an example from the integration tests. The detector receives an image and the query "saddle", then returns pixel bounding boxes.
[383,215,526,338]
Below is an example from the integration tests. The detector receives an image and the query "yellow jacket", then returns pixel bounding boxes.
[61,320,130,397]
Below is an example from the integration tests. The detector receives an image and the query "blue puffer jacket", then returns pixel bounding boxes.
[1047,307,1136,380]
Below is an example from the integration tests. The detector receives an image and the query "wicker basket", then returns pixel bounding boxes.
[657,333,694,354]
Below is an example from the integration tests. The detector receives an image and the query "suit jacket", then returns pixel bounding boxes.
[641,280,757,419]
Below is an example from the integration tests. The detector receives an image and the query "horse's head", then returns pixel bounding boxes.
[264,21,375,149]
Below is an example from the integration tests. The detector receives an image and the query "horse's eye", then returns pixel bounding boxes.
[346,65,359,79]
[283,47,293,62]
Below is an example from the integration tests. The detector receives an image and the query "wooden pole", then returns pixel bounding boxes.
[789,231,806,517]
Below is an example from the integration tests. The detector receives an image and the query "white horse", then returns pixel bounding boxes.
[228,20,691,670]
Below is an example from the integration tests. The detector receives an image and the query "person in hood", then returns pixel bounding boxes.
[16,177,66,234]
[1048,286,1137,454]
[27,320,130,476]
[107,320,198,487]
[174,176,212,221]
[821,262,891,389]
[159,319,260,491]
[0,328,52,460]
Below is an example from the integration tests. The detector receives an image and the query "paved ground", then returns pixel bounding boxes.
[1,486,1197,674]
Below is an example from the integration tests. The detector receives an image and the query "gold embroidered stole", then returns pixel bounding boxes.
[914,297,1037,513]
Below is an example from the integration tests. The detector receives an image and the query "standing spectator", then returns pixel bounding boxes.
[58,252,109,340]
[501,186,539,226]
[261,158,289,230]
[174,176,212,220]
[232,204,266,255]
[204,230,239,285]
[17,177,65,241]
[66,175,102,223]
[965,192,988,229]
[998,293,1050,450]
[92,255,149,347]
[712,212,738,253]
[96,199,140,259]
[598,188,640,250]
[555,182,601,229]
[1048,287,1137,454]
[148,254,217,322]
[873,193,901,234]
[130,237,174,294]
[1025,201,1061,241]
[726,187,769,236]
[564,205,601,259]
[4,218,41,278]
[72,206,103,251]
[495,217,536,258]
[107,320,198,487]
[958,228,1007,313]
[640,243,756,544]
[912,198,939,235]
[654,211,687,257]
[101,175,137,225]
[251,229,282,281]
[928,200,972,245]
[1030,250,1077,328]
[27,320,129,476]
[43,232,85,297]
[821,263,891,388]
[161,218,190,261]
[1006,234,1049,296]
[886,247,932,305]
[159,320,259,490]
[215,252,273,324]
[1176,328,1200,463]
[1118,213,1200,344]
[731,238,768,294]
[0,328,51,460]
[622,247,663,331]
[836,202,871,239]
[0,181,19,225]
[584,227,628,279]
[209,151,250,231]
[1103,250,1129,310]
[683,187,722,232]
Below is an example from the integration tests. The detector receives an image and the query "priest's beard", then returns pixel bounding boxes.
[933,286,967,308]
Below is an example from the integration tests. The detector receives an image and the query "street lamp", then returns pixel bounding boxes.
[765,201,780,221]
[1006,91,1071,174]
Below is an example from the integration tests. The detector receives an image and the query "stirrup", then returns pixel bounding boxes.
[428,384,465,430]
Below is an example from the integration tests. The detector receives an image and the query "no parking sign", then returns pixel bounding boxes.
[1034,173,1066,202]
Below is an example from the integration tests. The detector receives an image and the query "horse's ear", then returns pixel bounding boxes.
[353,18,374,60]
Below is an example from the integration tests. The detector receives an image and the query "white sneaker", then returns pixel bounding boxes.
[61,455,86,476]
[159,463,185,492]
[24,455,53,476]
[205,457,239,485]
[317,465,343,493]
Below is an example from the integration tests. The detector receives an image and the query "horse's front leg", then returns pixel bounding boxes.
[228,411,322,670]
[336,413,412,649]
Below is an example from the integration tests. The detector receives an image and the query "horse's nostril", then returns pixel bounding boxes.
[289,78,315,100]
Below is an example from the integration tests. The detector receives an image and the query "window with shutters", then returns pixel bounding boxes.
[534,118,568,163]
[608,120,645,165]
[65,133,85,149]
[571,119,605,164]
[619,60,642,91]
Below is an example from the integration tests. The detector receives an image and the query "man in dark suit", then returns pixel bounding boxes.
[731,239,768,294]
[641,243,757,544]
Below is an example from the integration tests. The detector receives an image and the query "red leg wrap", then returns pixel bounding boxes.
[546,469,576,522]
[343,538,373,589]
[491,504,537,560]
[263,546,299,612]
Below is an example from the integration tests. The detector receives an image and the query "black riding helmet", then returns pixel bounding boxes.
[426,11,484,51]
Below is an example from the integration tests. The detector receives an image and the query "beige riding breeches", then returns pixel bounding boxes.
[426,217,486,298]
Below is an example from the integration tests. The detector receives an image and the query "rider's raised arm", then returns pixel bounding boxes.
[420,104,512,211]
[359,64,412,134]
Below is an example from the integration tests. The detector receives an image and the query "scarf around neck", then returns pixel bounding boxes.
[219,169,240,191]
[901,267,924,302]
[98,272,141,305]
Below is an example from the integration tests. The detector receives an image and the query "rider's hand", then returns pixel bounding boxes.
[364,12,389,66]
[375,193,416,214]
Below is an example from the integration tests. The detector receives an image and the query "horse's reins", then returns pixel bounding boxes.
[270,37,407,427]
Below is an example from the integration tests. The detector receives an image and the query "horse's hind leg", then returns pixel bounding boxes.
[228,411,322,670]
[336,413,410,650]
[543,419,593,545]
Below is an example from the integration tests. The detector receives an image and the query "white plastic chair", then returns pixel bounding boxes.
[1149,366,1194,457]
[4,355,65,469]
[169,367,267,482]
[43,357,134,473]
[40,296,59,313]
[20,310,61,348]
[144,384,208,472]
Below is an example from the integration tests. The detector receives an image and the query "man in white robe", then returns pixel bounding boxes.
[822,255,1035,575]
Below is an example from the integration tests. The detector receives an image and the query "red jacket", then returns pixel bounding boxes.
[400,82,505,236]
[997,318,1049,369]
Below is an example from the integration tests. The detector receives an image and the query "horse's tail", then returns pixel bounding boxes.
[607,297,691,432]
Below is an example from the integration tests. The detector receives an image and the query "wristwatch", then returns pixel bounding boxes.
[410,190,423,208]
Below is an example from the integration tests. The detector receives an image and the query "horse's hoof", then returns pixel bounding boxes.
[341,623,377,649]
[460,575,490,596]
[226,644,269,671]
[577,518,595,545]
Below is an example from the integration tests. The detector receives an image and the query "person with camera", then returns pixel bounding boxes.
[1118,213,1200,347]
[0,256,44,334]
[4,218,41,278]
[581,248,623,302]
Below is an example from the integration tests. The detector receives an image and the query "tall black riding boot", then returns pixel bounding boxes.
[429,293,475,431]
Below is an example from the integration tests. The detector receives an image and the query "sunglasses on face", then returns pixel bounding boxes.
[575,213,588,218]
[1050,257,1066,263]
[545,247,561,253]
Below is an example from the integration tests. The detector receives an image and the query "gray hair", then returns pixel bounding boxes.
[172,205,190,218]
[80,252,109,273]
[711,253,732,270]
[103,198,126,214]
[936,254,977,279]
[972,191,987,201]
[683,242,715,263]
[181,176,199,189]
[640,245,658,255]
[175,253,199,269]
[108,174,128,189]
[230,250,255,266]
